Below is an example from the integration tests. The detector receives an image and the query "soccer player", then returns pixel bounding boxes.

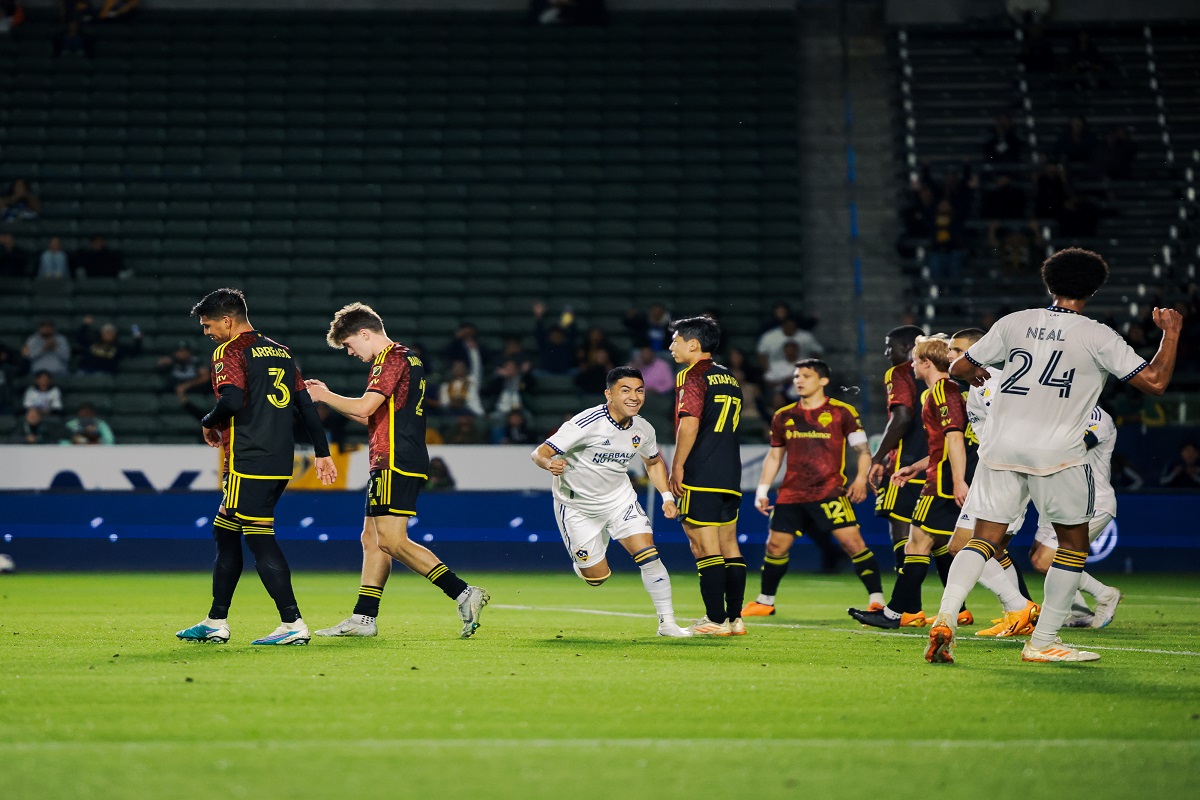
[927,247,1180,664]
[176,288,337,646]
[304,303,489,639]
[867,326,932,575]
[850,335,970,629]
[1028,406,1122,629]
[668,315,746,636]
[530,366,691,637]
[741,359,884,616]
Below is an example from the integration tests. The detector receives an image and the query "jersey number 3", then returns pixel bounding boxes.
[266,367,291,409]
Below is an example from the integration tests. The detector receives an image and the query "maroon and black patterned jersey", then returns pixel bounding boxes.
[921,378,975,498]
[770,398,864,504]
[210,330,307,479]
[365,342,430,476]
[675,358,742,493]
[884,360,929,468]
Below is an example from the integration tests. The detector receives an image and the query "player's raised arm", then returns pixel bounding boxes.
[304,379,370,425]
[1126,307,1182,396]
[948,354,990,387]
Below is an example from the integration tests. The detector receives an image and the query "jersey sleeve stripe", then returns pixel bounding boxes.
[1119,362,1149,382]
[964,352,984,368]
[543,440,564,455]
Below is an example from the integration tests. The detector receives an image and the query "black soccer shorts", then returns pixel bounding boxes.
[678,486,740,526]
[365,468,423,517]
[770,496,857,537]
[874,477,925,524]
[221,473,288,523]
[912,492,960,537]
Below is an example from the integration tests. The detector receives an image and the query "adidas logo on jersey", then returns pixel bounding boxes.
[602,439,611,446]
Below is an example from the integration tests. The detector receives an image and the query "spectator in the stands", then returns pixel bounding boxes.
[492,409,535,445]
[629,347,673,396]
[574,347,613,397]
[901,185,937,240]
[447,414,486,445]
[72,234,124,279]
[482,357,537,416]
[759,301,794,336]
[1033,160,1070,219]
[63,402,114,446]
[445,322,486,385]
[14,407,54,444]
[1096,125,1137,181]
[577,326,620,372]
[75,316,142,375]
[623,302,672,353]
[983,113,1022,165]
[757,316,822,382]
[926,199,966,281]
[1,178,41,222]
[1054,116,1098,165]
[0,1,29,34]
[980,173,1027,221]
[438,359,483,416]
[766,342,803,408]
[1160,442,1200,489]
[0,233,30,277]
[987,221,1043,277]
[22,320,71,376]
[22,370,64,415]
[532,302,577,374]
[36,237,69,280]
[425,457,456,492]
[157,340,210,398]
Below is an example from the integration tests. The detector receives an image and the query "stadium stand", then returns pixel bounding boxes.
[0,10,801,444]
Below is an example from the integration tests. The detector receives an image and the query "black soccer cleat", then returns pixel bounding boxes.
[848,606,902,629]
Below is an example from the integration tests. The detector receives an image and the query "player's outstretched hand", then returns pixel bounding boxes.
[953,479,969,507]
[1152,307,1183,336]
[202,426,222,448]
[846,479,867,504]
[867,462,885,489]
[755,495,773,515]
[304,378,329,401]
[547,457,567,476]
[314,456,337,486]
[662,499,679,520]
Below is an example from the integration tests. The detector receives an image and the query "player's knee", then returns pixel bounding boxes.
[573,562,611,586]
[834,530,866,556]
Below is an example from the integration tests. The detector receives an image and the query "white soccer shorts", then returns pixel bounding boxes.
[955,492,1026,535]
[964,463,1097,527]
[553,497,651,568]
[1034,511,1115,548]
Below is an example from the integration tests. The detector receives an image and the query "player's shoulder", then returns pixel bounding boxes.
[213,332,252,361]
[569,404,609,428]
[827,397,860,417]
[772,401,799,419]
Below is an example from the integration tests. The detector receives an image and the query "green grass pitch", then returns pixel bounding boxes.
[2,570,1198,799]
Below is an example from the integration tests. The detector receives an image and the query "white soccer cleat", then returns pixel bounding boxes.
[1090,587,1122,629]
[728,617,747,636]
[1063,609,1095,628]
[1020,638,1100,663]
[457,586,490,639]
[656,621,692,638]
[176,618,230,643]
[251,621,311,646]
[687,616,733,636]
[315,616,378,637]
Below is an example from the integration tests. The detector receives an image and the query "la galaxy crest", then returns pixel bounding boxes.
[631,434,641,448]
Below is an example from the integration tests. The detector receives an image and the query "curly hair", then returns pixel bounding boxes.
[1041,247,1109,300]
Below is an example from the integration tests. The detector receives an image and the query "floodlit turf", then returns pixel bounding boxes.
[2,570,1198,800]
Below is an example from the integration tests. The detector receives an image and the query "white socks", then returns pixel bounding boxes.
[203,617,227,627]
[937,548,991,629]
[1078,572,1109,598]
[978,559,1028,613]
[868,592,885,608]
[639,559,676,621]
[1029,566,1084,649]
[756,593,776,606]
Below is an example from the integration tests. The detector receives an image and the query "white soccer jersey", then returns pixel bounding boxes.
[1085,406,1117,517]
[544,404,661,515]
[965,364,1003,443]
[964,306,1146,475]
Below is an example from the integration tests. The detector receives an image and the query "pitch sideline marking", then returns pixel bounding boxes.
[492,604,1200,657]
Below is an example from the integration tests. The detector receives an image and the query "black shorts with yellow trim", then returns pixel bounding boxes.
[678,485,741,526]
[912,491,960,536]
[771,497,857,537]
[221,473,288,523]
[366,468,424,517]
[874,477,925,523]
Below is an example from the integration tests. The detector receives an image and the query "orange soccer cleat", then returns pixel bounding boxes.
[741,601,776,617]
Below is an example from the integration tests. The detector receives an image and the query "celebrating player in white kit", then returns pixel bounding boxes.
[531,366,692,637]
[926,247,1180,664]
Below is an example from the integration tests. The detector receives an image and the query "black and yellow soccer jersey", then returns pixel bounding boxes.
[883,360,929,468]
[210,331,306,479]
[675,358,743,494]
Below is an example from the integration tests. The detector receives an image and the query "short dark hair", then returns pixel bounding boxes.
[326,302,385,348]
[951,327,986,345]
[887,324,925,350]
[191,288,248,321]
[606,366,644,388]
[671,315,721,353]
[793,358,831,380]
[1041,247,1109,300]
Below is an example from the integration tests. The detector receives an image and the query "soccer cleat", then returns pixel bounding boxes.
[848,607,925,629]
[457,585,490,639]
[687,616,733,636]
[251,621,310,646]
[1090,587,1122,629]
[656,621,692,638]
[1020,638,1100,663]
[957,609,975,626]
[975,600,1039,637]
[176,619,230,644]
[867,602,885,612]
[925,617,956,664]
[741,601,775,617]
[1063,611,1095,628]
[728,617,747,636]
[315,616,378,637]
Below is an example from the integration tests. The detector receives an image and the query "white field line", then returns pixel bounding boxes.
[491,604,1200,657]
